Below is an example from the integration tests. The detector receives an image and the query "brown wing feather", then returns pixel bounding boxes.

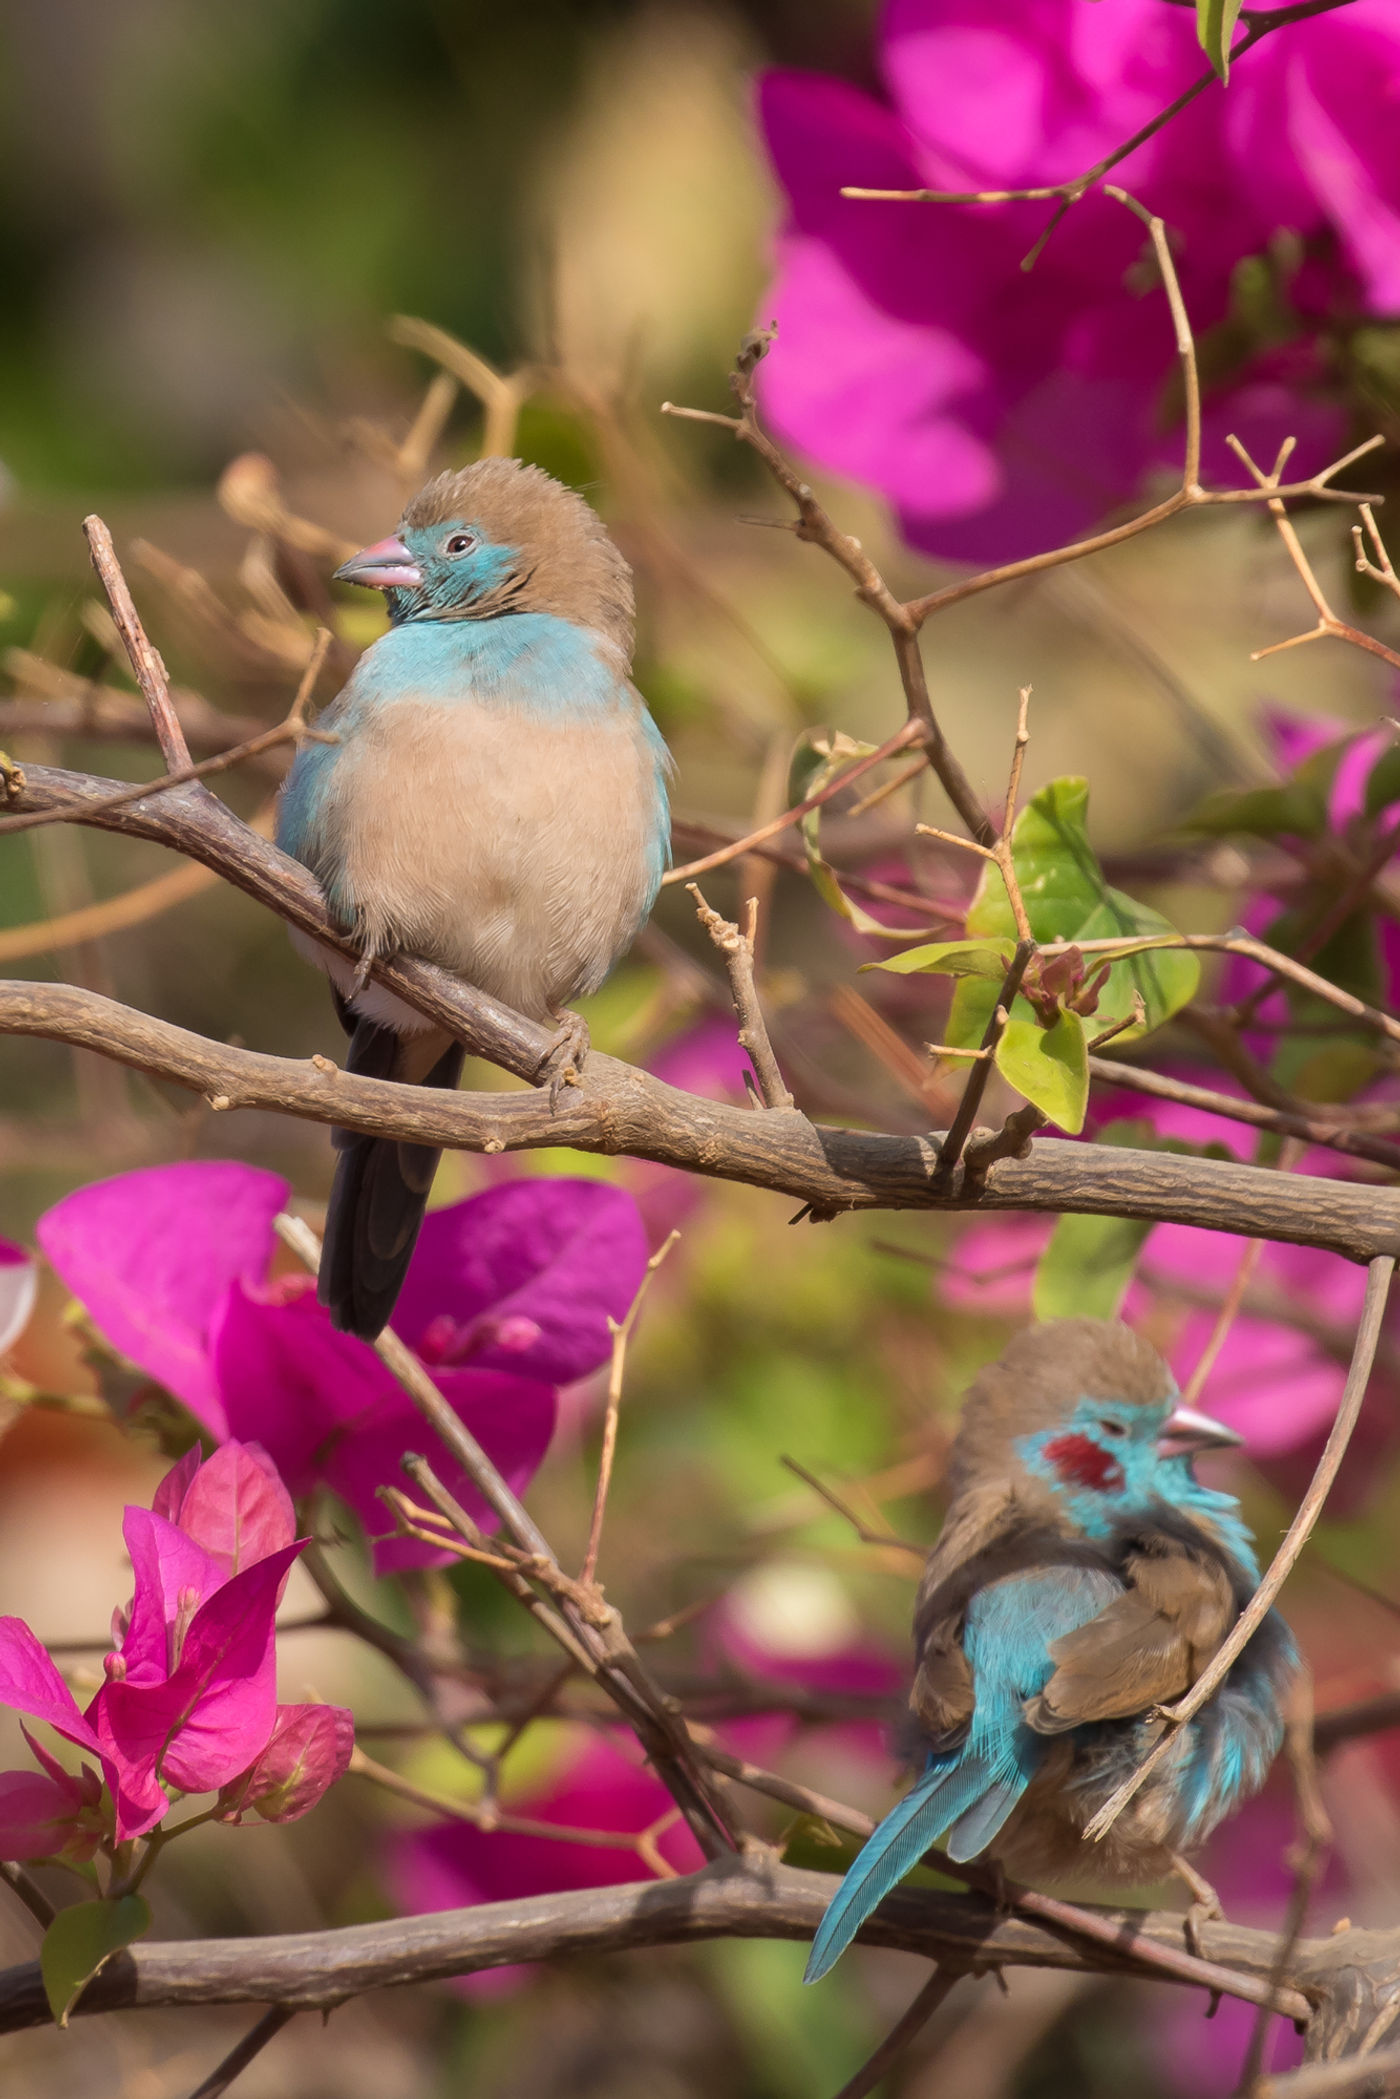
[1025,1536,1235,1733]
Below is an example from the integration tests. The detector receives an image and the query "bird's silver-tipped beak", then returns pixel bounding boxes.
[333,534,422,591]
[1158,1401,1244,1456]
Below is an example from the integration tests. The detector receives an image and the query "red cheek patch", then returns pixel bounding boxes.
[1041,1434,1125,1494]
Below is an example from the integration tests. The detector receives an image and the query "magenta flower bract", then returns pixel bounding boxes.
[0,1442,350,1845]
[38,1163,650,1571]
[758,0,1400,562]
[217,1702,355,1825]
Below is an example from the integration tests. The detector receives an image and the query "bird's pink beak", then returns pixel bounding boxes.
[1158,1401,1244,1457]
[334,535,423,592]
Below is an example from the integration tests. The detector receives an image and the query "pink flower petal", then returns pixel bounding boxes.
[115,1507,226,1686]
[0,1616,103,1757]
[393,1181,649,1385]
[91,1541,304,1835]
[159,1440,297,1575]
[38,1163,289,1435]
[324,1370,556,1575]
[0,1770,91,1862]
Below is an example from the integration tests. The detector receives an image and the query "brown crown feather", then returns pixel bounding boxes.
[946,1319,1177,1498]
[400,459,634,654]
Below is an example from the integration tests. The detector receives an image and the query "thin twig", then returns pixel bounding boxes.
[930,940,1037,1191]
[1086,1055,1400,1175]
[1183,1237,1266,1405]
[348,1747,678,1867]
[82,517,194,771]
[1228,436,1400,674]
[779,1454,925,1557]
[687,888,793,1109]
[581,1229,681,1583]
[1085,1253,1395,1842]
[0,629,333,837]
[1003,686,1032,840]
[830,1967,961,2099]
[838,1,1361,238]
[1353,503,1400,603]
[664,346,992,845]
[186,2005,296,2099]
[663,719,926,885]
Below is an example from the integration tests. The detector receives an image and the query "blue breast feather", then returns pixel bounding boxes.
[804,1562,1293,1985]
[276,611,672,905]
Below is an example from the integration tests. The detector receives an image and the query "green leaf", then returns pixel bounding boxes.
[1365,742,1400,819]
[866,938,1016,979]
[41,1896,151,2027]
[1033,1213,1153,1322]
[994,1009,1089,1133]
[941,777,1199,1056]
[1185,738,1349,840]
[1185,780,1328,840]
[800,733,947,941]
[1197,0,1243,79]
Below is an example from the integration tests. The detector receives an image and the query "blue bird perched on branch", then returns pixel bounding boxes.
[276,460,672,1339]
[805,1319,1299,1984]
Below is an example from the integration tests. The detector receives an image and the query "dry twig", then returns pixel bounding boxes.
[687,887,793,1109]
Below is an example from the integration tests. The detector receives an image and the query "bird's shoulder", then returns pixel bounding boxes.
[1022,1506,1242,1734]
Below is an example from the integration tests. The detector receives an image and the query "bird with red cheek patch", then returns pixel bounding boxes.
[806,1318,1299,1984]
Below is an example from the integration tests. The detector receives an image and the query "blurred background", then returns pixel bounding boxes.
[2,2,1399,2094]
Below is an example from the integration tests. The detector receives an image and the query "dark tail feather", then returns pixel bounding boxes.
[320,1017,465,1339]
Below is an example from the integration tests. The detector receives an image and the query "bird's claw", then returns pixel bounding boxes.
[1171,1853,1224,1955]
[538,1011,590,1110]
[0,751,25,805]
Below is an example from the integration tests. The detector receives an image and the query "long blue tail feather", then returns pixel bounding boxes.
[804,1755,1004,1984]
[943,1773,1028,1862]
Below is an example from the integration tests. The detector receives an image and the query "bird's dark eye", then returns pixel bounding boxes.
[444,531,478,556]
[1098,1418,1128,1439]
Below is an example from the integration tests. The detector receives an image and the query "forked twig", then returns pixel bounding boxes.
[83,516,194,771]
[1085,1253,1395,1842]
[687,887,793,1110]
[1228,435,1400,674]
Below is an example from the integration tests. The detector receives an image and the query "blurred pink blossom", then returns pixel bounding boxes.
[759,0,1400,561]
[38,1164,648,1571]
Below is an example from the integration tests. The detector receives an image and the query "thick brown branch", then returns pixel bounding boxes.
[0,1861,1318,2036]
[4,975,1400,1262]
